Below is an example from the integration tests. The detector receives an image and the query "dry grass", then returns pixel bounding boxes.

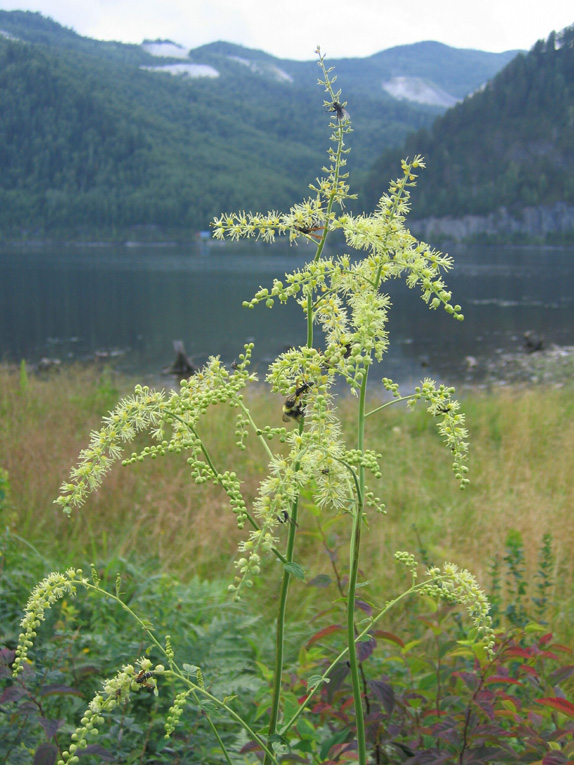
[1,364,573,634]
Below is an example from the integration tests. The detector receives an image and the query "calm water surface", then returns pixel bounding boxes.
[1,243,573,388]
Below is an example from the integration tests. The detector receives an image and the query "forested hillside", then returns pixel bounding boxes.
[364,26,574,224]
[0,11,518,241]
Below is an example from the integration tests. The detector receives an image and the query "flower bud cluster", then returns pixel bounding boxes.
[58,659,165,764]
[422,563,495,656]
[55,387,167,514]
[410,379,470,489]
[394,551,419,577]
[165,690,190,738]
[218,471,248,528]
[13,568,84,676]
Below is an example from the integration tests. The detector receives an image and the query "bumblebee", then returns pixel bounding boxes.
[282,380,313,422]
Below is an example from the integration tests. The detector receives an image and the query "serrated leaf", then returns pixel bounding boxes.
[307,674,326,688]
[284,562,306,581]
[182,664,199,676]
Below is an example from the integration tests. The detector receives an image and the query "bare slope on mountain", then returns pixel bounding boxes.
[365,26,574,242]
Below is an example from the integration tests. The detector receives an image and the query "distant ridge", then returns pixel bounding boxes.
[0,10,519,242]
[365,24,574,242]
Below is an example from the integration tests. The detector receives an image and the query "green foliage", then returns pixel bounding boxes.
[0,544,268,763]
[365,25,574,220]
[292,606,574,764]
[488,531,557,631]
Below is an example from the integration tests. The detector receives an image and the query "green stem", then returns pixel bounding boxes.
[264,456,302,764]
[163,671,281,764]
[167,411,289,564]
[78,580,280,764]
[365,392,417,418]
[346,371,369,765]
[280,572,424,735]
[236,398,275,461]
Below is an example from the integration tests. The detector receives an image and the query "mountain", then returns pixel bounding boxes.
[0,11,519,241]
[364,25,574,242]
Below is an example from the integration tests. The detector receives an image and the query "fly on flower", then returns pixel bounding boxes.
[328,100,348,121]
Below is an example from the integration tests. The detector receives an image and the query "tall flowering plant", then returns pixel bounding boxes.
[12,50,493,765]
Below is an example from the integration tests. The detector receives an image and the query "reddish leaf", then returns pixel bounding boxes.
[549,665,574,684]
[0,648,15,665]
[542,752,569,765]
[535,697,574,719]
[0,685,26,703]
[504,647,533,659]
[371,630,405,647]
[369,679,395,714]
[39,684,83,698]
[355,599,372,615]
[240,741,263,754]
[306,624,344,647]
[539,633,554,646]
[547,644,572,654]
[38,717,64,739]
[519,664,539,676]
[356,637,376,662]
[33,744,58,765]
[485,675,523,686]
[454,670,480,690]
[539,651,561,660]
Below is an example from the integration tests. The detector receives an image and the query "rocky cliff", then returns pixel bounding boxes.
[410,202,574,243]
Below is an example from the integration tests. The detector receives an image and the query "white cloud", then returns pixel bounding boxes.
[2,0,573,58]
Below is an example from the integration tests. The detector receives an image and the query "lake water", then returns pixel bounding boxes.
[1,242,573,388]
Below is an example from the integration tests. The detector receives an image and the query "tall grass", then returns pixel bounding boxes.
[1,364,573,637]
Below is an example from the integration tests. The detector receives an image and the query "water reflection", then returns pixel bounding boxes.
[1,243,573,387]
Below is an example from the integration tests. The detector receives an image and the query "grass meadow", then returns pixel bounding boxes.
[1,362,573,641]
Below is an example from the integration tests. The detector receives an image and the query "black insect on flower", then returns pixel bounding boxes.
[282,380,313,422]
[134,670,155,689]
[329,100,347,120]
[294,223,325,241]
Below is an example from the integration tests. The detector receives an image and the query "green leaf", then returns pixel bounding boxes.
[319,729,350,760]
[284,562,306,581]
[307,674,327,688]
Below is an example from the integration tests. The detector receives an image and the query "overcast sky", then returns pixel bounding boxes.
[1,0,573,59]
